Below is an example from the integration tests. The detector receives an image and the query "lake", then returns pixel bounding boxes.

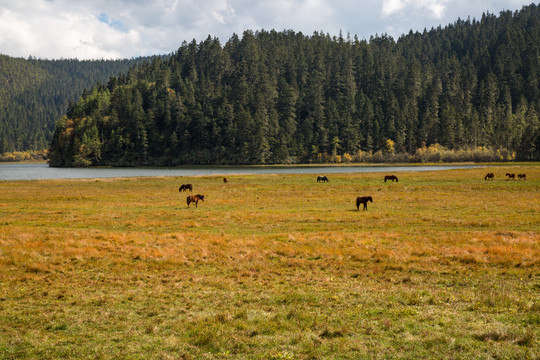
[0,163,479,181]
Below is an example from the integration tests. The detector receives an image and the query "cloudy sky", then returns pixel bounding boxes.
[0,0,533,60]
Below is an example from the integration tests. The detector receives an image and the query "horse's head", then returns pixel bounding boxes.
[198,195,205,201]
[368,196,373,202]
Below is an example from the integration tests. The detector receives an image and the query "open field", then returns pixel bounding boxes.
[0,165,539,359]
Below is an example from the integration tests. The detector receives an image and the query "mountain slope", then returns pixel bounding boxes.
[49,4,540,166]
[0,55,153,152]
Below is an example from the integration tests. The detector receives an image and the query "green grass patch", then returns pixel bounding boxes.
[0,165,539,359]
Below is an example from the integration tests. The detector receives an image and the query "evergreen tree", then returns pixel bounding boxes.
[44,4,540,166]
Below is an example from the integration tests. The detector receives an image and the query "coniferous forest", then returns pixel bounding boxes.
[0,56,151,153]
[46,4,540,166]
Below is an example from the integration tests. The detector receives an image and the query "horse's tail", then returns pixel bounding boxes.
[187,197,191,206]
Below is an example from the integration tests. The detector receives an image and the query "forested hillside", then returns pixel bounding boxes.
[49,4,540,166]
[0,55,152,152]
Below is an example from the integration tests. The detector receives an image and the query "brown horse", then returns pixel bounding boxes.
[356,196,373,211]
[484,173,494,180]
[384,175,398,182]
[179,184,193,192]
[518,173,527,180]
[223,177,228,183]
[317,175,329,182]
[506,173,516,180]
[187,194,204,207]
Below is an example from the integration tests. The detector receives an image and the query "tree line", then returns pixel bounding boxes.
[49,4,540,167]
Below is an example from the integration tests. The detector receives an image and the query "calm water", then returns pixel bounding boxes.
[0,163,479,181]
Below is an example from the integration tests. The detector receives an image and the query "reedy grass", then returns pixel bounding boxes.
[0,165,539,359]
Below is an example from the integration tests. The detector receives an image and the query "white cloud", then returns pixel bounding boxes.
[212,3,236,25]
[0,0,534,59]
[0,0,142,59]
[382,0,448,19]
[382,0,407,17]
[417,0,448,19]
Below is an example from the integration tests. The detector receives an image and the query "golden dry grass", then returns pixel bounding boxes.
[0,165,538,359]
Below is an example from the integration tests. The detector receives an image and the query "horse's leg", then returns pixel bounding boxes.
[364,202,367,211]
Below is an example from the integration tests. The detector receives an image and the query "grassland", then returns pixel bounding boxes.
[0,165,538,359]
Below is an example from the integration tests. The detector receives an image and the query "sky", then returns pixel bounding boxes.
[0,0,534,60]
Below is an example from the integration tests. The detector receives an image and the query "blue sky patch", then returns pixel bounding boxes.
[98,13,127,32]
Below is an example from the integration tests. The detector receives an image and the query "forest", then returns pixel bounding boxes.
[0,55,152,153]
[47,4,539,166]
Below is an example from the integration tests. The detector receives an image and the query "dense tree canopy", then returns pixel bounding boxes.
[0,56,152,153]
[49,4,540,166]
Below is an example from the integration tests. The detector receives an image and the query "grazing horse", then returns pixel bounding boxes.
[356,196,373,211]
[506,173,516,180]
[484,173,494,180]
[187,194,204,207]
[518,173,527,180]
[179,184,193,192]
[317,175,329,182]
[384,175,398,182]
[223,177,228,183]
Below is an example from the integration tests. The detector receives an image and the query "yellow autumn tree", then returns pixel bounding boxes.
[385,139,395,153]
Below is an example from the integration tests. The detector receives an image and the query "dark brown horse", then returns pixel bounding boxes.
[187,194,204,207]
[506,173,516,180]
[518,173,527,180]
[223,177,228,183]
[384,175,398,182]
[317,175,329,182]
[179,184,193,192]
[485,173,494,180]
[356,196,373,211]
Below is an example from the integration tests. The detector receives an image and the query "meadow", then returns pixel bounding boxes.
[0,165,538,359]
